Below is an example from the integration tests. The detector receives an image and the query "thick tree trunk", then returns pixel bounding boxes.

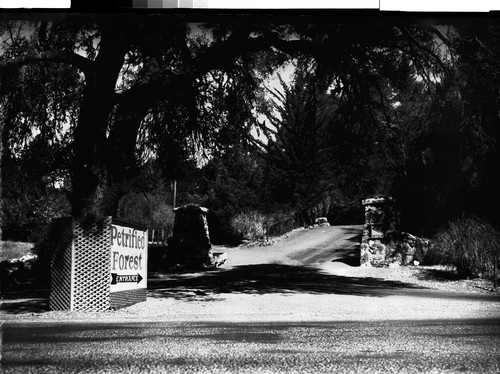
[72,72,162,219]
[70,82,112,219]
[97,56,173,218]
[70,24,128,219]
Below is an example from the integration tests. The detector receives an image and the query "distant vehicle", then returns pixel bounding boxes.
[314,217,330,227]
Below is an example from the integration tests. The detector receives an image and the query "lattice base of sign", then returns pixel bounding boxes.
[49,218,74,311]
[110,289,147,309]
[50,217,112,312]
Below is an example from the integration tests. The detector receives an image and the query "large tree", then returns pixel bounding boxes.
[395,23,500,232]
[0,14,273,218]
[0,13,448,223]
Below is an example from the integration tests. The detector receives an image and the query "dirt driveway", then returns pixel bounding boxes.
[2,225,499,323]
[222,225,362,267]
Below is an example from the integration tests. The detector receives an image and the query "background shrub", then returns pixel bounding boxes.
[230,211,267,242]
[117,192,175,237]
[433,216,500,278]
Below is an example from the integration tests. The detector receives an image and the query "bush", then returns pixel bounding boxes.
[433,216,500,278]
[0,241,34,261]
[230,211,267,242]
[1,241,46,292]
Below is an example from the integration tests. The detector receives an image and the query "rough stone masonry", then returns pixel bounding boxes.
[360,197,431,267]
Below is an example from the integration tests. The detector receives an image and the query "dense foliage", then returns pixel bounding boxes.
[1,14,499,245]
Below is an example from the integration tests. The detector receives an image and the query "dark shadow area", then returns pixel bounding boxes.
[341,226,364,240]
[287,246,345,265]
[346,232,363,244]
[148,264,425,300]
[1,283,50,314]
[331,228,362,266]
[1,298,49,314]
[330,238,361,267]
[2,323,284,346]
[414,268,464,282]
[287,244,360,267]
[331,256,361,267]
[148,244,168,272]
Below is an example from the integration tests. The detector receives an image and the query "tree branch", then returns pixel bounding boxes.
[115,30,335,108]
[430,26,451,47]
[187,31,327,77]
[0,50,94,76]
[264,32,325,57]
[190,34,269,76]
[399,28,448,72]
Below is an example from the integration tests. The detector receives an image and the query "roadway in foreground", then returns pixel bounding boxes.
[2,319,500,373]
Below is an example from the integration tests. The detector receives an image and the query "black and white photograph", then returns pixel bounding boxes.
[0,2,499,373]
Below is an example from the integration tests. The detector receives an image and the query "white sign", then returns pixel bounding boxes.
[110,223,148,293]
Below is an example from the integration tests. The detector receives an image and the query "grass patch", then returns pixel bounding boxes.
[432,216,500,279]
[0,241,35,261]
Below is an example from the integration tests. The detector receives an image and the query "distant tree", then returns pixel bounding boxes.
[259,58,436,225]
[197,145,266,243]
[259,69,335,224]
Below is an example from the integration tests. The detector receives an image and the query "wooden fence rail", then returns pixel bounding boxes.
[148,229,170,245]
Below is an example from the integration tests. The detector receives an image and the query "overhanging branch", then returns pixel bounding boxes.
[116,30,339,107]
[0,50,94,76]
[430,26,451,47]
[399,28,448,72]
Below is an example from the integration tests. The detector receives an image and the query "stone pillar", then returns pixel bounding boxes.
[360,197,399,266]
[170,204,213,268]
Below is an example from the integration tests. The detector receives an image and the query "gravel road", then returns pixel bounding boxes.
[3,319,500,374]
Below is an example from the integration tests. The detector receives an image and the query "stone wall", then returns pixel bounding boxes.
[399,232,432,265]
[360,197,432,267]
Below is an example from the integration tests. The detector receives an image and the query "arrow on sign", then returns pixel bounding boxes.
[111,273,143,285]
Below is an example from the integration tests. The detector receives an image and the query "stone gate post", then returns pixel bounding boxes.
[360,197,399,266]
[170,204,213,268]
